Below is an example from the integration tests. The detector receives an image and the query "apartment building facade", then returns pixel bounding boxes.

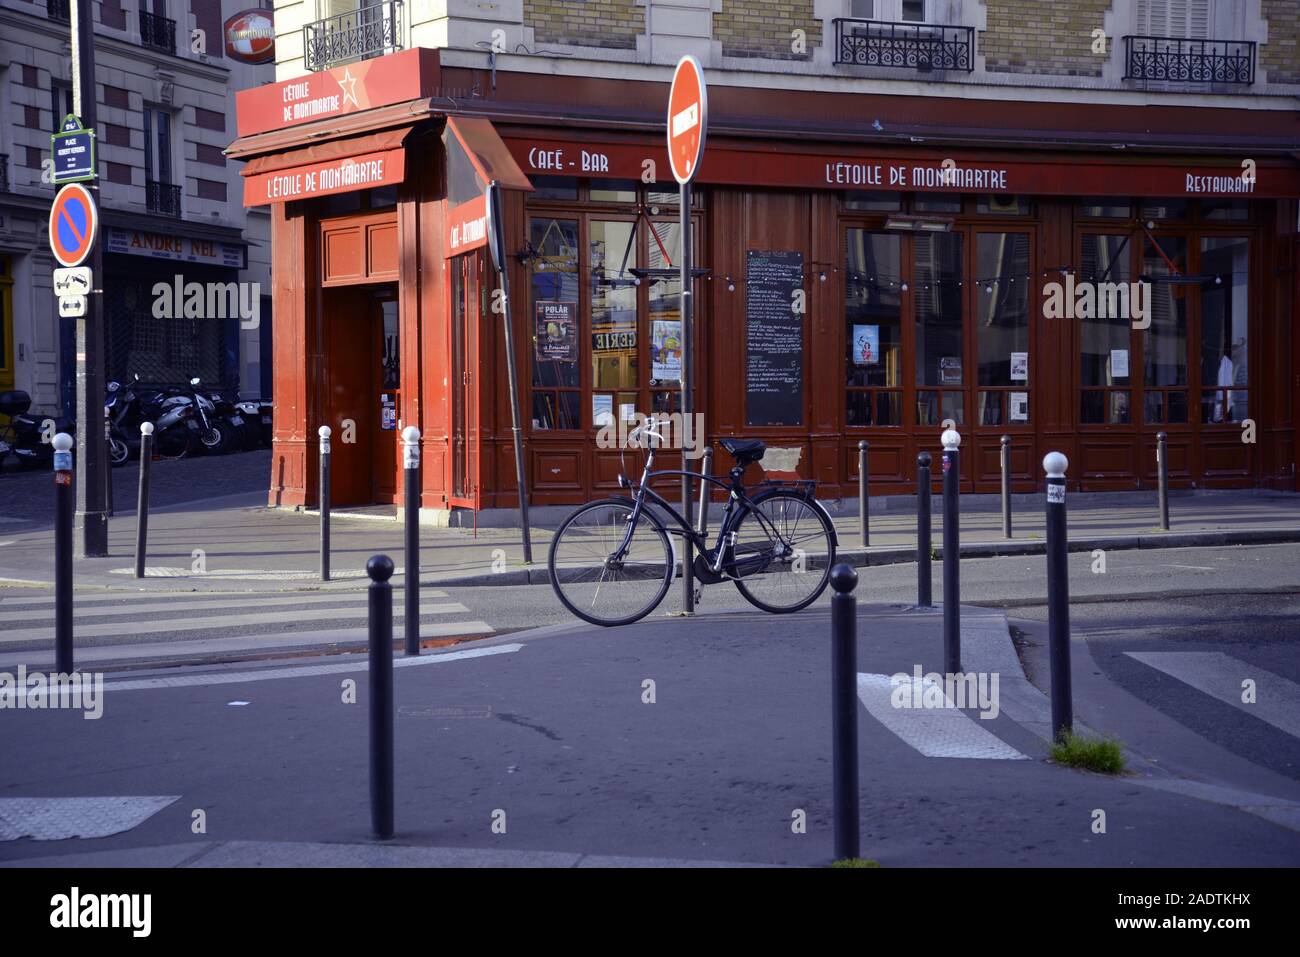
[0,0,274,417]
[232,0,1300,514]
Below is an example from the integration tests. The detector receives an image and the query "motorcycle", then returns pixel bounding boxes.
[0,390,75,471]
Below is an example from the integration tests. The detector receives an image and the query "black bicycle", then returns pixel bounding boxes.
[548,422,838,627]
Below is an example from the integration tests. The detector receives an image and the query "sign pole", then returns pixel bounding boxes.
[680,178,694,615]
[70,0,108,557]
[668,54,705,618]
[486,182,532,564]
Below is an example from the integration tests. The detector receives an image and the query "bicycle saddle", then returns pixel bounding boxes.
[719,437,766,465]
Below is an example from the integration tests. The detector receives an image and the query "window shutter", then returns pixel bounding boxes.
[1137,0,1211,37]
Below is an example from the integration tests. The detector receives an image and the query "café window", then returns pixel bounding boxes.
[1079,233,1136,424]
[528,186,697,432]
[1080,198,1133,219]
[530,217,581,430]
[914,232,964,426]
[1199,235,1248,425]
[1142,235,1190,424]
[975,232,1031,425]
[844,230,902,426]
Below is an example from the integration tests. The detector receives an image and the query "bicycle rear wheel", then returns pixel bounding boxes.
[729,490,835,614]
[548,499,674,627]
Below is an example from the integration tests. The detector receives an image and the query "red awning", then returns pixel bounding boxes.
[240,128,413,206]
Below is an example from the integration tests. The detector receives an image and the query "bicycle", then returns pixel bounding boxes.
[548,421,838,627]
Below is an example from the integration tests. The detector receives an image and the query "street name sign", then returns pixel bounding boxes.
[51,114,97,184]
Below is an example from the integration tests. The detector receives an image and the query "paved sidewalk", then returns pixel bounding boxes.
[0,487,1297,591]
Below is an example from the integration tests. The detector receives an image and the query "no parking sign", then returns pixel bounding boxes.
[49,183,98,268]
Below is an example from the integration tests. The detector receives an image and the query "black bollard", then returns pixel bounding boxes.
[829,563,860,862]
[695,446,713,535]
[917,452,933,607]
[1044,453,1073,742]
[402,426,421,656]
[104,417,113,518]
[319,425,331,582]
[367,554,396,839]
[53,433,74,674]
[941,429,961,675]
[1000,435,1012,539]
[1156,431,1169,531]
[134,423,153,580]
[858,440,869,548]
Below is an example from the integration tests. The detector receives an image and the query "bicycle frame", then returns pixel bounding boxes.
[613,440,807,577]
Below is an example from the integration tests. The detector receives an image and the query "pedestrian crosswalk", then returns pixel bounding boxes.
[1125,650,1300,739]
[0,587,495,665]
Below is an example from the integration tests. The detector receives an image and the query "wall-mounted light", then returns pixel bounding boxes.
[884,214,953,233]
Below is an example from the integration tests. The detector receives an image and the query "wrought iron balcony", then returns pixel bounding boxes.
[139,10,177,54]
[303,0,403,74]
[833,18,974,72]
[147,180,182,218]
[1124,35,1255,85]
[46,0,69,23]
[0,154,9,193]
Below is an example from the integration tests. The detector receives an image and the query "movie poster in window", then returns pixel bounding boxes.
[535,301,578,363]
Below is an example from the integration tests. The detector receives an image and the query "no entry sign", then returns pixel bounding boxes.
[667,55,707,185]
[49,183,98,268]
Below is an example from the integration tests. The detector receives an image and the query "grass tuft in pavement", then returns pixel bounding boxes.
[1051,731,1126,774]
[830,858,882,868]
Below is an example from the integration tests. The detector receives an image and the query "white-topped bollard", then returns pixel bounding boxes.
[402,426,421,656]
[319,425,332,582]
[941,428,962,674]
[1043,451,1072,742]
[134,422,155,580]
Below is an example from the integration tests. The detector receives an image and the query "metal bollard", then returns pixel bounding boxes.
[858,440,870,548]
[402,426,421,657]
[1044,453,1073,742]
[917,452,932,608]
[695,446,713,535]
[319,426,331,582]
[1156,431,1169,530]
[1000,435,1012,539]
[829,563,860,862]
[367,554,396,839]
[941,429,962,675]
[53,433,74,674]
[134,422,153,580]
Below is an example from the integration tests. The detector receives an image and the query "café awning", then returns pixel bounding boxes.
[240,127,413,206]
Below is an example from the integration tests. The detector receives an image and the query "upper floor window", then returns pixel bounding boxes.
[851,0,927,21]
[1136,0,1210,38]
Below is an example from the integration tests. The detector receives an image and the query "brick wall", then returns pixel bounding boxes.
[1261,0,1300,84]
[712,0,820,60]
[524,0,642,51]
[981,0,1111,77]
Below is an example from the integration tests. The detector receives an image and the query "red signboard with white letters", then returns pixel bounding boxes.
[243,149,406,205]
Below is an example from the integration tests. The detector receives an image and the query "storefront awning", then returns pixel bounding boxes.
[443,116,533,256]
[501,129,1300,199]
[240,127,412,206]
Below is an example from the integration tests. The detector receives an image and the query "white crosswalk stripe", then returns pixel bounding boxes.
[856,673,1029,760]
[1125,651,1300,739]
[0,587,496,653]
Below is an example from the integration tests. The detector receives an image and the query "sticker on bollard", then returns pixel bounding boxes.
[1047,484,1065,504]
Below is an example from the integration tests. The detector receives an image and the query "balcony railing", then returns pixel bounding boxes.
[0,154,9,193]
[1124,35,1255,85]
[147,180,182,218]
[46,0,69,22]
[303,0,403,74]
[833,18,974,72]
[139,10,177,54]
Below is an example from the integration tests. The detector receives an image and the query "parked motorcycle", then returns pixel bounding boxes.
[0,390,75,471]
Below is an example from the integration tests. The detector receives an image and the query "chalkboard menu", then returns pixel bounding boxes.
[746,250,804,426]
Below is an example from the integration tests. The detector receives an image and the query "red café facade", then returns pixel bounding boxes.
[229,48,1300,514]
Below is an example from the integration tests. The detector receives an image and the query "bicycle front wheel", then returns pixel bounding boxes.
[729,490,835,614]
[548,499,674,627]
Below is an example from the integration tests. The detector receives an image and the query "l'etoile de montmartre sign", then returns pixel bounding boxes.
[243,151,404,205]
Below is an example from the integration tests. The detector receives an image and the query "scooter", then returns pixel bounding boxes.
[0,390,75,471]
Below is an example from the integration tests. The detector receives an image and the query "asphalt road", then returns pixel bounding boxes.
[3,604,1298,867]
